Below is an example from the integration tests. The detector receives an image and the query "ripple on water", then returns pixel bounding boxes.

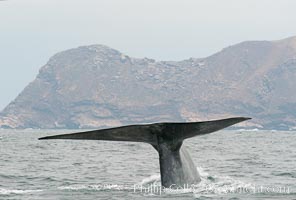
[272,172,296,178]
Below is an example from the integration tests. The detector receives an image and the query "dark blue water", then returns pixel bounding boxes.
[0,129,295,199]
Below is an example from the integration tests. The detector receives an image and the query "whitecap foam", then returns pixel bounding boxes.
[58,184,132,191]
[237,128,260,132]
[193,166,254,198]
[0,188,42,195]
[163,187,193,194]
[136,166,253,196]
[61,167,253,196]
[58,185,88,190]
[196,166,210,177]
[140,174,160,185]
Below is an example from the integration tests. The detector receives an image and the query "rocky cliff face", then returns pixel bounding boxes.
[1,36,296,129]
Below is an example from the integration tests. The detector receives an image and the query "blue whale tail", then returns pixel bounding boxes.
[39,117,251,188]
[39,117,250,144]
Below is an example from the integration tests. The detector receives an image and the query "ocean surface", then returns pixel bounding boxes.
[0,129,295,200]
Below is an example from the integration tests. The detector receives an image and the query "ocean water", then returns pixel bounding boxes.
[0,129,295,200]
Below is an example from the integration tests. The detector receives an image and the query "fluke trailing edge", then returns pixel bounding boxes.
[39,117,251,188]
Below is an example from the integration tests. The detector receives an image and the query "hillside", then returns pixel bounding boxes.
[1,36,296,129]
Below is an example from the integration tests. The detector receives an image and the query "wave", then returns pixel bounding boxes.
[272,172,296,178]
[53,167,293,197]
[0,188,42,195]
[57,166,253,197]
[237,128,260,132]
[193,168,254,198]
[136,166,254,197]
[140,174,160,185]
[58,184,133,191]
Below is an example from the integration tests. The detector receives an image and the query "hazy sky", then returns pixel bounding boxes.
[1,0,296,110]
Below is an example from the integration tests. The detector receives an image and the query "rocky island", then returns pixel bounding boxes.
[1,36,296,130]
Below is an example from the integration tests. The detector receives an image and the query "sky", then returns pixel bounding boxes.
[1,0,296,110]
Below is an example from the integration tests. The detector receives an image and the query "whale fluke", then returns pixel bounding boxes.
[39,124,159,145]
[39,117,251,188]
[39,117,250,142]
